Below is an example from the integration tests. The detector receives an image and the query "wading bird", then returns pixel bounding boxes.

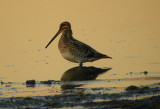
[45,22,112,66]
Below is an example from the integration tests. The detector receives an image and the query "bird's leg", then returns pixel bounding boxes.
[79,62,83,67]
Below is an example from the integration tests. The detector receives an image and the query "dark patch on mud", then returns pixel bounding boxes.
[26,80,36,87]
[40,80,60,85]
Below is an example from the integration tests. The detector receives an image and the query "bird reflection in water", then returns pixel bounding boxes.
[61,66,111,90]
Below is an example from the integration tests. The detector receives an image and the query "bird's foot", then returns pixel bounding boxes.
[79,63,83,67]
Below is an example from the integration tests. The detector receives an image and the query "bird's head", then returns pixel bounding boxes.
[45,21,71,48]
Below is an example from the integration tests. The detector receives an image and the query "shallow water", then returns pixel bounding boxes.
[1,74,160,98]
[0,0,160,104]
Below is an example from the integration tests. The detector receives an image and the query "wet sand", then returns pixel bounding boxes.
[1,79,160,108]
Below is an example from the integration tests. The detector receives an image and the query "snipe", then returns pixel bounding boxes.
[45,21,112,66]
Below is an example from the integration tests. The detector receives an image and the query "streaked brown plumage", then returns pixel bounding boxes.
[45,21,112,66]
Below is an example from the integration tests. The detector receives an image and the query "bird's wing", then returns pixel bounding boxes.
[69,39,98,58]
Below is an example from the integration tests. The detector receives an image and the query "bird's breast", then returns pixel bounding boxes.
[58,36,80,63]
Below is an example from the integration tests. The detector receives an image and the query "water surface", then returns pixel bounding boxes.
[0,0,160,98]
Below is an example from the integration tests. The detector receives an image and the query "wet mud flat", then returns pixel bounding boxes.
[1,80,160,109]
[1,94,160,109]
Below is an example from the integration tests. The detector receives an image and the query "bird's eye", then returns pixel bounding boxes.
[60,24,65,29]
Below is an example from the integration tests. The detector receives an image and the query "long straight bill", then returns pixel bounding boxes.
[45,30,61,48]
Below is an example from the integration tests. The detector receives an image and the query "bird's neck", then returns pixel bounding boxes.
[62,29,73,40]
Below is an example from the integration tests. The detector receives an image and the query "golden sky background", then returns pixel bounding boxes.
[0,0,160,82]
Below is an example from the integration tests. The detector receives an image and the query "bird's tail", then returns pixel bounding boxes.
[101,54,112,59]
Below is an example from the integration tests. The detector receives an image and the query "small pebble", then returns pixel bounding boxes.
[143,71,148,75]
